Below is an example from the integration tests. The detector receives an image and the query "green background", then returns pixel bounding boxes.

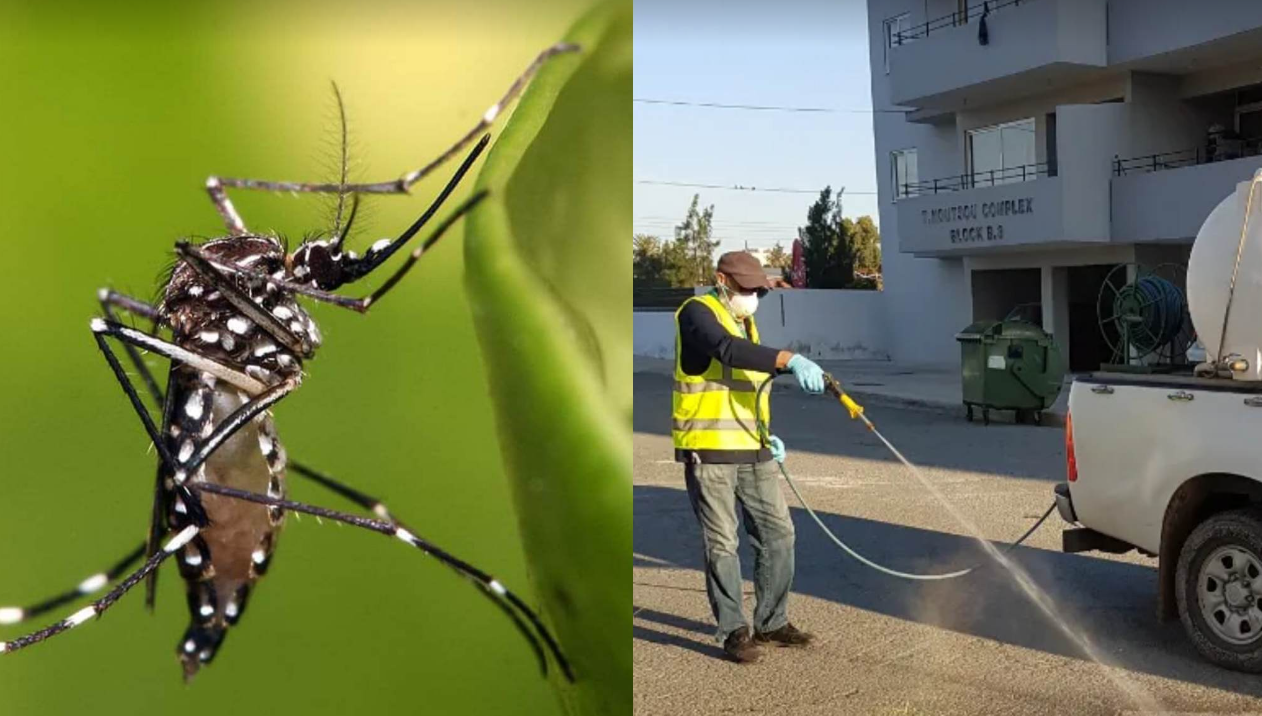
[0,2,599,714]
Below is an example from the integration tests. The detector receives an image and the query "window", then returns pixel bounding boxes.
[967,118,1036,187]
[1236,86,1262,139]
[891,148,918,200]
[882,14,910,74]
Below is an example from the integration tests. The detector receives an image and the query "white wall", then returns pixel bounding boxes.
[755,290,891,360]
[871,0,974,367]
[1108,0,1262,66]
[896,176,1065,255]
[1057,103,1126,241]
[633,312,677,359]
[1112,155,1262,242]
[888,0,1107,108]
[632,290,892,362]
[1125,73,1209,160]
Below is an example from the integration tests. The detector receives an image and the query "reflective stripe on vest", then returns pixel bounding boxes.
[672,293,771,452]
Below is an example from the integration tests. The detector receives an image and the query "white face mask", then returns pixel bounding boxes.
[722,285,759,319]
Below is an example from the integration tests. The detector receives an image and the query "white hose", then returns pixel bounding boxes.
[759,376,1055,581]
[777,460,975,580]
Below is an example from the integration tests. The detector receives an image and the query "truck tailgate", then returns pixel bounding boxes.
[1066,376,1262,554]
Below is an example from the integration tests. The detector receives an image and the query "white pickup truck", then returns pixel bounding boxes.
[1057,171,1262,672]
[1059,374,1262,672]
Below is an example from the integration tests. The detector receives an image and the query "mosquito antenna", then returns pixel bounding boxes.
[341,193,360,244]
[330,80,350,248]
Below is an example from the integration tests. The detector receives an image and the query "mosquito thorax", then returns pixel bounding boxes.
[164,235,321,383]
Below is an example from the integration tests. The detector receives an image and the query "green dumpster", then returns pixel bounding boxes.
[955,320,1065,425]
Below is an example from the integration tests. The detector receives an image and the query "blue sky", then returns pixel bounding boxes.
[634,0,880,254]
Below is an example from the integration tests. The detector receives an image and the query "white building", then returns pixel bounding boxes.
[869,0,1262,370]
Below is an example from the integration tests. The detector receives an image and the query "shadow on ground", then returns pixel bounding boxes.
[634,483,1262,698]
[635,371,1065,482]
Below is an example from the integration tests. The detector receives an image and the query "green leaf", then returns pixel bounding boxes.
[463,2,630,715]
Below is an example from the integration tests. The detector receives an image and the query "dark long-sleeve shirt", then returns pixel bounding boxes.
[675,298,780,463]
[677,301,780,377]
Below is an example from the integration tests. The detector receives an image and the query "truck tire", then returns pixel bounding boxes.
[1176,509,1262,672]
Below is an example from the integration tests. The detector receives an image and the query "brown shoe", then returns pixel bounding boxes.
[722,627,763,664]
[754,623,814,647]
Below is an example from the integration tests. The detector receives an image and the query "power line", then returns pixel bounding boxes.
[635,214,798,224]
[634,220,802,229]
[638,179,878,195]
[635,98,906,114]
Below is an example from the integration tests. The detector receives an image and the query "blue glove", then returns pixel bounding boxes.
[786,354,826,395]
[768,435,786,463]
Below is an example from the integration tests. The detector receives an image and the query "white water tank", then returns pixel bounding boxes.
[1188,169,1262,380]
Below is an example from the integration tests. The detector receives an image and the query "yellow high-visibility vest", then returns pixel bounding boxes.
[672,292,771,455]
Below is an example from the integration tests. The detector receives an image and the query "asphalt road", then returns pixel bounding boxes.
[633,371,1262,716]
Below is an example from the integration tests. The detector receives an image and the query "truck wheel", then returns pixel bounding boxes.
[1176,509,1262,672]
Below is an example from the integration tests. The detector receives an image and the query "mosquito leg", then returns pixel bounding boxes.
[289,461,396,520]
[146,365,181,610]
[190,482,574,682]
[91,292,174,609]
[205,177,248,235]
[286,459,542,662]
[206,43,580,202]
[177,134,488,314]
[90,319,267,396]
[97,289,165,406]
[0,527,198,654]
[98,289,161,323]
[0,543,147,626]
[89,318,269,529]
[173,377,298,485]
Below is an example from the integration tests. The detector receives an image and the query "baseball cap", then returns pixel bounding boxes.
[716,251,772,293]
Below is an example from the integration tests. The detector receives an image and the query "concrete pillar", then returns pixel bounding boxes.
[1042,265,1071,363]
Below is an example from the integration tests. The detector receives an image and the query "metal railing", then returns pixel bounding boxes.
[897,161,1053,198]
[894,0,1029,45]
[1113,138,1262,176]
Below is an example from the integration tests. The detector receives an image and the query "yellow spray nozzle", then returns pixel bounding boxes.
[823,373,865,419]
[840,393,865,420]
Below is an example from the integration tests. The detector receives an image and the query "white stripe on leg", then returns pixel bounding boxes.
[65,606,96,628]
[78,574,108,594]
[164,526,199,553]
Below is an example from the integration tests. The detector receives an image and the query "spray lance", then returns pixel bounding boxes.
[755,372,1055,581]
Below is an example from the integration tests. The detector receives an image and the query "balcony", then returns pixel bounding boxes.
[1107,0,1262,67]
[896,103,1121,256]
[1112,142,1262,243]
[897,162,1055,198]
[895,173,1065,256]
[888,0,1107,111]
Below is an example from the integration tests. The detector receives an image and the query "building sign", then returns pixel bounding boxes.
[922,197,1034,245]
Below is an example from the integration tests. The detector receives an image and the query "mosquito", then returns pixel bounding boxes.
[0,43,579,683]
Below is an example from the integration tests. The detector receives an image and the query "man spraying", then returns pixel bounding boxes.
[673,250,826,664]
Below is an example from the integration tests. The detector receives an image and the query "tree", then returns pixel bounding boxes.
[671,194,719,286]
[799,186,854,288]
[798,188,882,290]
[765,242,791,270]
[850,216,882,276]
[633,234,669,287]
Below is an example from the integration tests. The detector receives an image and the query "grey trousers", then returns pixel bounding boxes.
[684,460,796,642]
